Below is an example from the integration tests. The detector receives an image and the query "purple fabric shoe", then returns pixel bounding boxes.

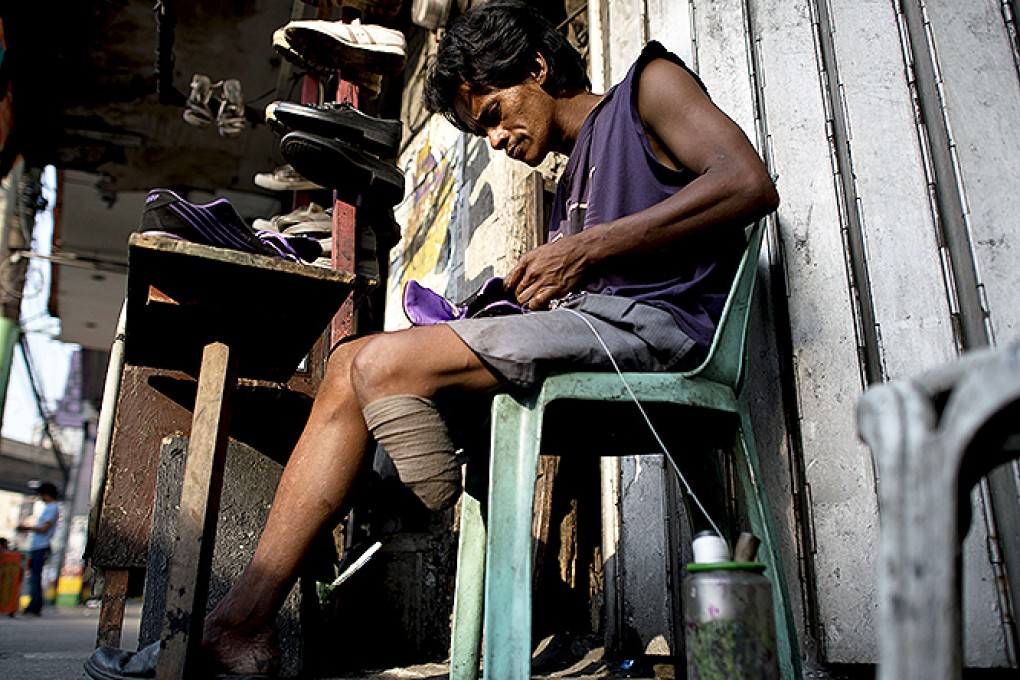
[140,188,307,262]
[256,229,322,263]
[402,277,525,326]
[402,280,463,325]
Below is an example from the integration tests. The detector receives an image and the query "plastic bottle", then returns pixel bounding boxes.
[682,531,779,680]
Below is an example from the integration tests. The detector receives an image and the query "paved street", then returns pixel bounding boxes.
[0,601,658,679]
[0,601,141,680]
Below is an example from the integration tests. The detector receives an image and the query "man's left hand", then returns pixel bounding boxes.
[504,234,591,310]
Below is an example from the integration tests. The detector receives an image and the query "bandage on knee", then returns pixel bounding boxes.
[362,395,462,511]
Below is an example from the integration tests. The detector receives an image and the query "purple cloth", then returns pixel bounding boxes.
[403,277,524,326]
[548,42,745,354]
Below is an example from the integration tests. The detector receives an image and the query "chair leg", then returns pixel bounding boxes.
[735,405,802,680]
[450,460,487,680]
[483,392,543,680]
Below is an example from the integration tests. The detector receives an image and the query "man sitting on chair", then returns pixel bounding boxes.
[197,1,778,673]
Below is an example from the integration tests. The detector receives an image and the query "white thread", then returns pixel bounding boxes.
[562,307,725,539]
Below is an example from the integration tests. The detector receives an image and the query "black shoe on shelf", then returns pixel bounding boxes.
[281,130,405,208]
[266,100,402,158]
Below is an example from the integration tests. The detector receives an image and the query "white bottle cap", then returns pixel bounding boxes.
[692,532,730,564]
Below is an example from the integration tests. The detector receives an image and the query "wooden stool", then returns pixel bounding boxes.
[124,234,355,680]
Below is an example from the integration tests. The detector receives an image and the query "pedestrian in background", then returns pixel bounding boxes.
[16,482,60,616]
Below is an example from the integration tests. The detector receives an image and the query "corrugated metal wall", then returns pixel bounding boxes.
[588,0,1020,667]
[390,0,1020,669]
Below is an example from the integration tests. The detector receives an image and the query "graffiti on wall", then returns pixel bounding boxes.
[393,117,461,288]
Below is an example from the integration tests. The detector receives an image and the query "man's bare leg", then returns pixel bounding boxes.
[202,325,500,673]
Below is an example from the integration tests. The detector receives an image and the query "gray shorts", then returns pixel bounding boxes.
[446,293,698,388]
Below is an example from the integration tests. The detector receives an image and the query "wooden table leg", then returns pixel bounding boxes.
[95,567,130,648]
[156,342,237,680]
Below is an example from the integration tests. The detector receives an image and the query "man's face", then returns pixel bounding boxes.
[454,69,556,167]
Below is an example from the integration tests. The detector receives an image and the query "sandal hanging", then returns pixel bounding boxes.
[217,78,247,138]
[182,73,216,128]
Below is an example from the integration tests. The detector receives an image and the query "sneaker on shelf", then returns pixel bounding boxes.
[284,220,333,239]
[253,202,333,234]
[140,189,294,261]
[256,230,323,263]
[253,164,326,192]
[281,130,405,208]
[282,18,406,75]
[317,236,333,257]
[265,100,402,158]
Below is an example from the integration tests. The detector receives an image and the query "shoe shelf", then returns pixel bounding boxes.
[125,233,355,382]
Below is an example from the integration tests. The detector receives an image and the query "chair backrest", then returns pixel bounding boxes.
[683,222,766,391]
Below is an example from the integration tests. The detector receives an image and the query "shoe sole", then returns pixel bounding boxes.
[266,102,401,158]
[281,132,404,207]
[253,173,325,192]
[283,25,405,75]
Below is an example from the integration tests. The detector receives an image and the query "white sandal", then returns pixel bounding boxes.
[217,78,246,138]
[283,18,406,75]
[182,74,215,128]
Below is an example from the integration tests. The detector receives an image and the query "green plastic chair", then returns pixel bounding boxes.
[448,223,801,679]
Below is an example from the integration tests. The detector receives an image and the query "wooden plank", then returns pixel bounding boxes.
[126,234,353,381]
[95,568,130,648]
[92,365,194,569]
[531,457,560,588]
[157,342,237,680]
[331,79,360,345]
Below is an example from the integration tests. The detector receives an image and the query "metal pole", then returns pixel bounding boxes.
[84,299,127,561]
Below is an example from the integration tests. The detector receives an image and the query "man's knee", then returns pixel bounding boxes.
[349,334,410,404]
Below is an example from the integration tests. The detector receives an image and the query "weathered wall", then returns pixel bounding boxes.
[389,0,1020,670]
[589,0,1019,668]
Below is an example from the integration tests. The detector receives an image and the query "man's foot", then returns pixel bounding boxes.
[202,620,279,677]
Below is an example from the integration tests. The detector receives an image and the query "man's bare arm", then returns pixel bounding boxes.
[506,57,777,310]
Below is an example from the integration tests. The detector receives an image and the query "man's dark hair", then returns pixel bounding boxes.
[36,482,59,499]
[423,1,590,132]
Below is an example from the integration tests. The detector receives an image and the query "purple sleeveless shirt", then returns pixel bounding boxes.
[549,42,745,356]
